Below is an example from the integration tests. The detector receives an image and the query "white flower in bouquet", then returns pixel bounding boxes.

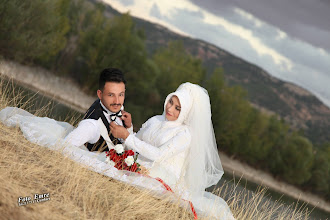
[105,157,116,166]
[114,144,124,154]
[124,156,135,166]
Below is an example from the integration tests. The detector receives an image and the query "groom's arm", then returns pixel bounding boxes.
[64,119,100,147]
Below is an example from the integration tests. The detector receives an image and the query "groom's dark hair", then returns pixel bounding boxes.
[99,68,126,90]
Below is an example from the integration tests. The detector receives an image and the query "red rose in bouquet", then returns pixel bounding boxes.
[105,144,140,173]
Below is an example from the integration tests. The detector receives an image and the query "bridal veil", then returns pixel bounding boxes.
[164,82,224,198]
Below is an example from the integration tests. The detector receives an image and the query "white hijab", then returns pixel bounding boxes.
[136,86,192,146]
[164,82,224,197]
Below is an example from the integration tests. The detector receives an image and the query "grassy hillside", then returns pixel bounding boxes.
[0,80,311,220]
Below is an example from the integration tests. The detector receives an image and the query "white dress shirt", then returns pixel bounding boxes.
[65,101,133,148]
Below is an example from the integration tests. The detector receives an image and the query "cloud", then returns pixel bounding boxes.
[102,0,330,108]
[120,0,134,7]
[156,2,292,71]
[236,14,330,79]
[190,0,330,52]
[102,0,189,36]
[149,3,162,19]
[234,8,264,28]
[164,5,293,71]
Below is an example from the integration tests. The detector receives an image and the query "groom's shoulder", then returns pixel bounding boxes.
[84,99,102,120]
[73,118,99,136]
[79,118,99,127]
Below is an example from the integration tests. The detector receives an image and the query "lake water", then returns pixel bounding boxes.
[4,80,329,220]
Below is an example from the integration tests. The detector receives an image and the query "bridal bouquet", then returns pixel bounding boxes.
[105,144,141,172]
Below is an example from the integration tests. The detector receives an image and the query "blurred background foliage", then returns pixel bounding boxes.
[0,0,329,200]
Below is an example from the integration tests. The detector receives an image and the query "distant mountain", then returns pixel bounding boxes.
[100,1,330,145]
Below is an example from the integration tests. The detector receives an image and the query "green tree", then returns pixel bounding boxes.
[53,0,87,73]
[308,149,329,193]
[265,116,290,174]
[307,143,330,198]
[0,0,69,64]
[152,41,206,100]
[239,109,271,164]
[325,144,330,200]
[205,68,250,154]
[281,134,314,185]
[75,10,158,126]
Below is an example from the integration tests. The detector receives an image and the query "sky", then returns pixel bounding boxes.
[102,0,330,108]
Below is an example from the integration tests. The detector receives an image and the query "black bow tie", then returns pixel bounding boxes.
[110,110,123,121]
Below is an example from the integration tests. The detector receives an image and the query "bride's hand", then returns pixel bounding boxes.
[110,122,130,140]
[139,165,149,175]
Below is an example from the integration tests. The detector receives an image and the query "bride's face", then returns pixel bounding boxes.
[165,95,181,121]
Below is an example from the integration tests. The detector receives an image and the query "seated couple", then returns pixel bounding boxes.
[0,68,235,219]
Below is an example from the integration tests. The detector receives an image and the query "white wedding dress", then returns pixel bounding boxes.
[125,115,191,190]
[0,83,235,219]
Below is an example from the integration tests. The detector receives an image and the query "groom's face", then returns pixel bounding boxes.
[97,82,125,113]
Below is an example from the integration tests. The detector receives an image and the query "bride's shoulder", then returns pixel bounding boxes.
[152,115,164,122]
[145,115,163,124]
[140,115,163,129]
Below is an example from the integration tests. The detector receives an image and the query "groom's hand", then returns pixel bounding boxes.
[110,122,130,140]
[121,110,132,128]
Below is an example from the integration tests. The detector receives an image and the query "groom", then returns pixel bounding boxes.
[65,68,133,151]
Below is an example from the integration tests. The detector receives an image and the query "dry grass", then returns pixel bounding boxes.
[0,78,312,220]
[0,124,196,220]
[214,180,311,220]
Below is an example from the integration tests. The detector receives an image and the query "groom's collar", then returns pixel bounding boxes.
[99,100,116,115]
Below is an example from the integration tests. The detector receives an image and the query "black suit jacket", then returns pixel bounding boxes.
[83,99,122,151]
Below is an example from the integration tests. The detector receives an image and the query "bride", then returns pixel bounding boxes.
[0,82,235,219]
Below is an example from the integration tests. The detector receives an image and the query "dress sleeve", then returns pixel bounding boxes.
[127,125,134,135]
[124,128,191,162]
[64,119,100,147]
